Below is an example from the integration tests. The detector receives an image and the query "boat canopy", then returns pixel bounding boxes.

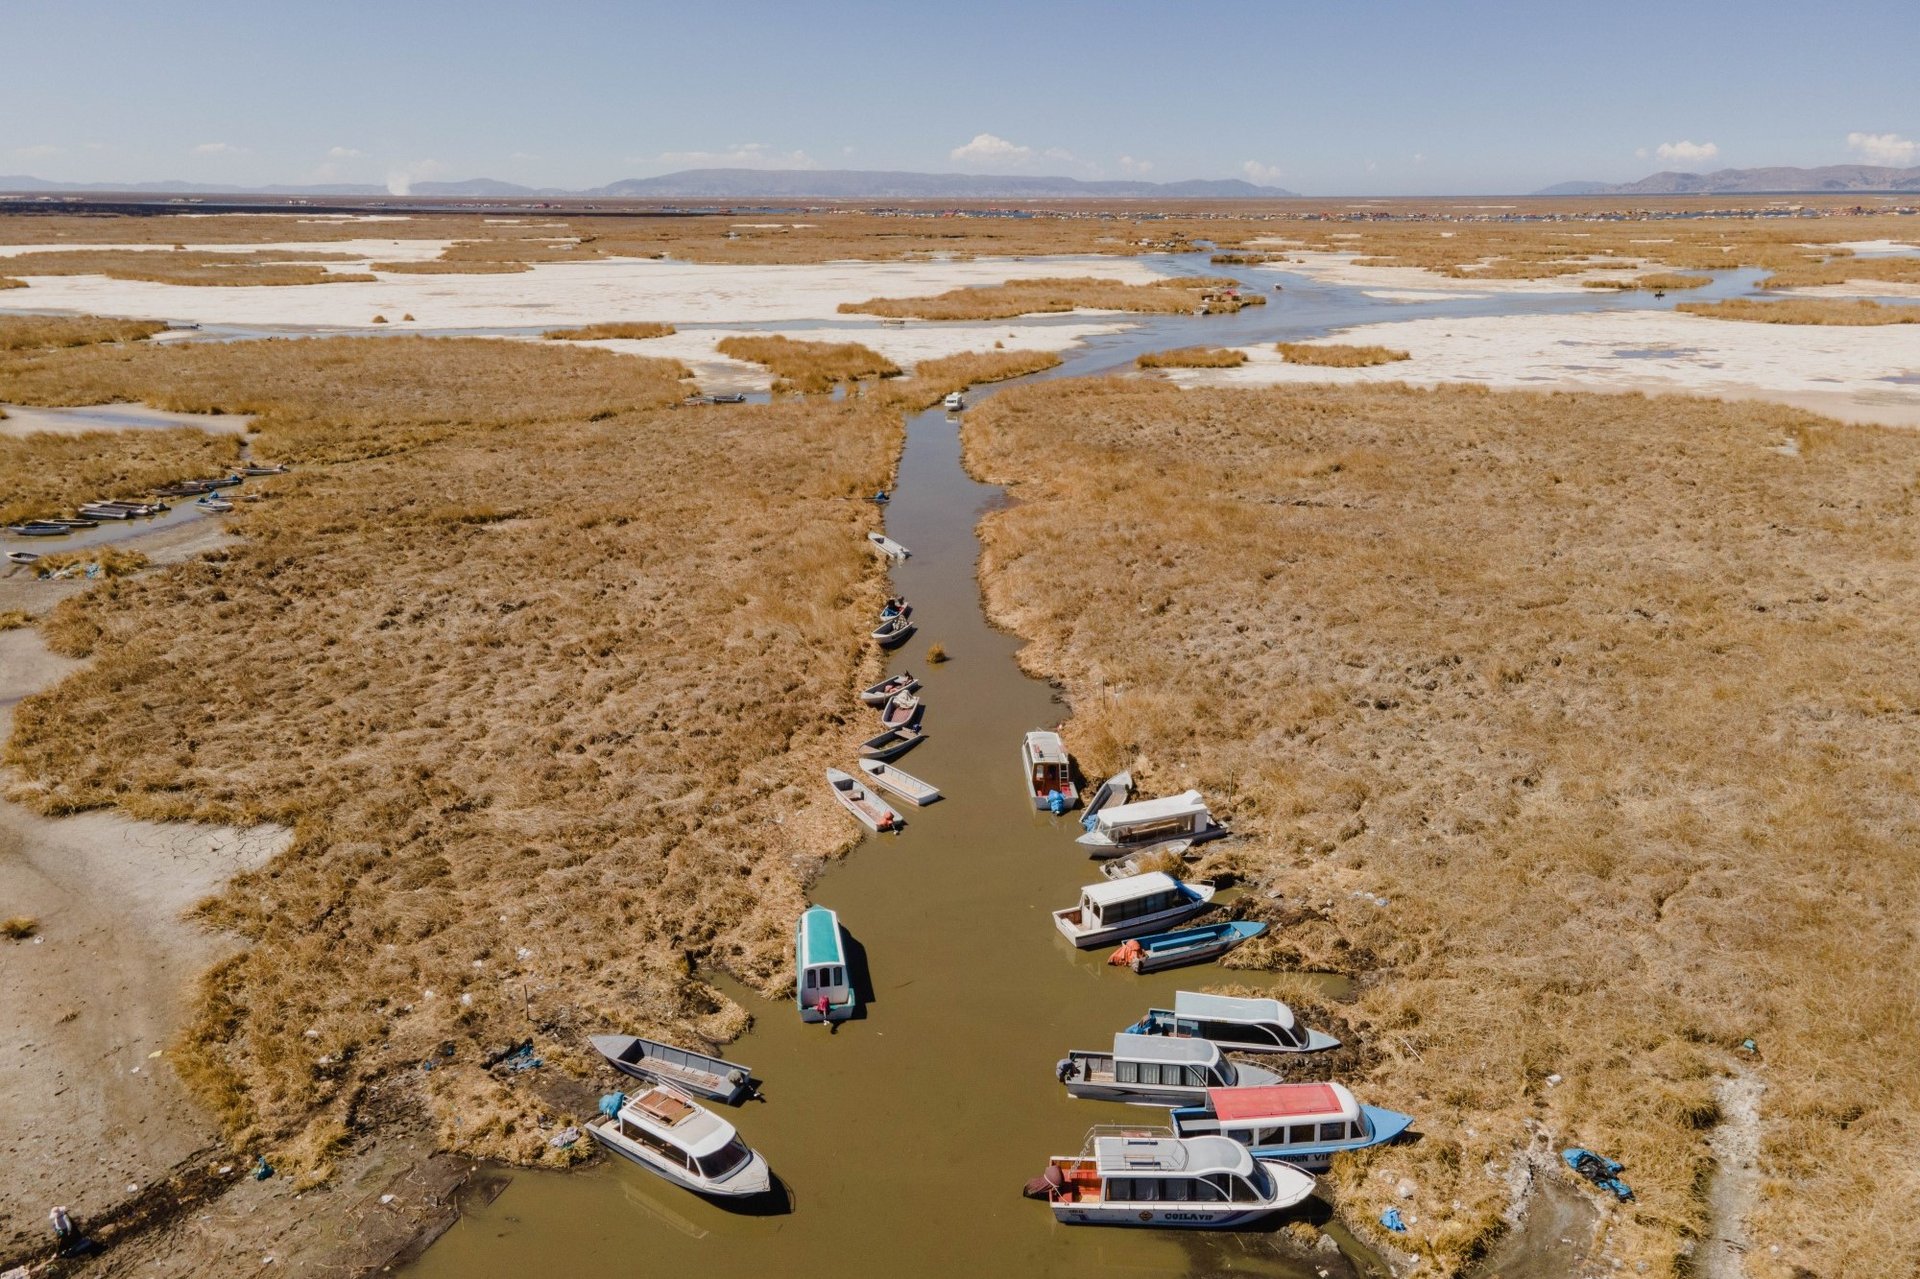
[1088,790,1209,834]
[1112,1032,1222,1067]
[1025,731,1069,765]
[1092,1133,1254,1178]
[1081,871,1182,910]
[1207,1082,1361,1126]
[800,906,845,966]
[622,1089,742,1159]
[1173,991,1297,1033]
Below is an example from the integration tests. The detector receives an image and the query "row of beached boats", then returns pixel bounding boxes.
[828,598,943,832]
[3,465,288,539]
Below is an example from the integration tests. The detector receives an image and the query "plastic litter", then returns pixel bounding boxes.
[1380,1206,1407,1233]
[549,1126,581,1149]
[251,1155,274,1181]
[1562,1147,1633,1202]
[597,1091,627,1119]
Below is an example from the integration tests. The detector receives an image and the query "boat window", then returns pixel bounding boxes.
[1116,1060,1139,1084]
[1135,1178,1160,1201]
[1276,1023,1303,1047]
[1287,1124,1316,1144]
[1231,1174,1263,1203]
[1163,1177,1189,1201]
[830,965,843,987]
[1349,1121,1366,1140]
[802,969,816,990]
[1244,1165,1275,1200]
[693,1137,752,1181]
[1212,1061,1236,1086]
[1245,1024,1282,1047]
[1319,1122,1347,1142]
[1184,1064,1206,1087]
[1107,1177,1132,1202]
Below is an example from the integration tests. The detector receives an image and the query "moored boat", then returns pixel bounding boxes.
[1021,729,1078,810]
[857,724,926,760]
[827,766,903,832]
[585,1083,772,1197]
[241,463,291,475]
[1170,1082,1414,1171]
[857,758,939,806]
[1098,841,1194,880]
[943,392,965,411]
[796,905,857,1023]
[1109,921,1266,974]
[6,521,71,537]
[1123,991,1341,1054]
[1082,771,1133,825]
[7,550,41,564]
[1057,1033,1278,1106]
[1052,871,1216,949]
[878,596,909,622]
[866,531,911,559]
[196,496,235,512]
[879,690,922,729]
[591,1033,756,1105]
[1027,1126,1314,1227]
[871,614,916,648]
[1076,789,1218,858]
[859,671,919,706]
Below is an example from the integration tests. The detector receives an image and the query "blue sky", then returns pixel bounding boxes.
[3,0,1914,194]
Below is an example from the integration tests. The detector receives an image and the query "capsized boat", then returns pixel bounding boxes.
[1170,1082,1413,1171]
[827,766,903,833]
[591,1034,756,1105]
[1026,1126,1313,1228]
[858,758,940,806]
[1076,789,1218,858]
[866,531,911,559]
[857,724,926,761]
[586,1083,772,1197]
[1124,991,1340,1054]
[1057,1032,1278,1106]
[1021,729,1078,810]
[796,905,857,1023]
[871,614,916,649]
[859,671,919,706]
[1052,871,1215,949]
[879,690,923,729]
[1109,921,1266,974]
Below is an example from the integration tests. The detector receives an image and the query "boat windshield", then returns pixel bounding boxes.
[1245,1162,1274,1200]
[693,1136,752,1181]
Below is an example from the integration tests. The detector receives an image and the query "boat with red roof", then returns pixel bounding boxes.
[1169,1081,1412,1171]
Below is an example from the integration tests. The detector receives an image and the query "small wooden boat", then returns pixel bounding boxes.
[878,596,910,621]
[7,550,41,564]
[241,463,290,476]
[1053,872,1215,948]
[1021,729,1078,810]
[591,1034,755,1105]
[1123,991,1340,1054]
[859,672,919,706]
[858,758,939,806]
[796,905,857,1023]
[1028,1127,1313,1228]
[1098,841,1194,880]
[1171,1082,1414,1171]
[6,521,71,537]
[78,500,166,519]
[879,690,922,729]
[586,1083,772,1197]
[708,392,747,404]
[871,614,916,648]
[153,480,223,497]
[1109,920,1266,974]
[47,519,99,530]
[857,724,926,761]
[943,392,965,411]
[866,531,911,559]
[196,496,235,512]
[827,766,902,833]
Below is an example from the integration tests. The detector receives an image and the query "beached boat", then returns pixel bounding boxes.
[857,758,939,806]
[1082,771,1133,824]
[871,614,916,648]
[859,672,919,707]
[857,724,927,761]
[879,690,923,729]
[78,501,165,519]
[878,596,909,621]
[827,766,903,833]
[1098,841,1194,881]
[866,531,911,559]
[1021,729,1078,810]
[1123,991,1341,1054]
[1076,790,1218,858]
[5,522,71,537]
[591,1034,756,1105]
[7,550,41,564]
[153,481,219,497]
[241,463,290,476]
[1057,1033,1278,1106]
[943,392,965,411]
[708,393,748,404]
[1170,1082,1414,1171]
[1052,871,1215,949]
[196,496,235,513]
[1109,920,1266,974]
[47,519,99,530]
[796,905,857,1023]
[1027,1126,1314,1228]
[585,1083,772,1197]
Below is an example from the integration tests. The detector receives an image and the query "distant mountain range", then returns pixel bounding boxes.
[1538,164,1920,196]
[0,167,1298,201]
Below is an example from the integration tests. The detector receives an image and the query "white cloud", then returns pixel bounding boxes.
[1118,154,1153,175]
[1653,139,1718,165]
[655,143,816,170]
[327,146,367,160]
[1847,131,1917,167]
[192,141,244,156]
[950,133,1033,166]
[13,144,61,159]
[1241,160,1285,186]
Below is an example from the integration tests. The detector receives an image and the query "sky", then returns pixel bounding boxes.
[2,0,1915,195]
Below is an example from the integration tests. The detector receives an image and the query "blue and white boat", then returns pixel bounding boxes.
[1123,990,1340,1054]
[796,905,857,1023]
[1112,920,1266,974]
[586,1082,772,1197]
[1170,1082,1413,1171]
[1053,872,1215,949]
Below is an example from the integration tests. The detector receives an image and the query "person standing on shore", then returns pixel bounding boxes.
[50,1205,76,1253]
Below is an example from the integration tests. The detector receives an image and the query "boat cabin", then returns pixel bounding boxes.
[1053,871,1214,948]
[1039,1129,1309,1225]
[1170,1081,1413,1169]
[1076,789,1214,852]
[1125,991,1340,1053]
[1061,1032,1276,1105]
[1022,730,1077,809]
[586,1082,770,1195]
[795,905,856,1022]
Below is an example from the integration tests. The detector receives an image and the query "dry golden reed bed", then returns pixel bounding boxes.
[0,248,377,287]
[542,321,676,341]
[1276,341,1410,367]
[1136,346,1249,369]
[715,334,901,393]
[964,379,1920,1279]
[839,275,1263,320]
[1582,272,1712,292]
[0,314,166,351]
[880,348,1063,409]
[1,330,900,1176]
[1677,297,1920,325]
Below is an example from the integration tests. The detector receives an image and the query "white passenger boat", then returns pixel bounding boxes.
[1052,871,1215,948]
[827,766,902,832]
[1021,729,1078,810]
[586,1083,772,1198]
[857,758,940,806]
[1170,1082,1415,1171]
[796,905,857,1022]
[1076,790,1217,858]
[866,531,911,559]
[590,1034,756,1105]
[1123,991,1341,1054]
[1057,1033,1279,1105]
[1028,1126,1314,1228]
[943,392,965,411]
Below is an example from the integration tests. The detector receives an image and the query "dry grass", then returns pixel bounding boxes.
[1276,342,1410,367]
[0,277,24,290]
[0,611,33,632]
[1137,346,1248,369]
[714,335,900,394]
[0,314,168,352]
[926,642,948,664]
[543,322,676,341]
[878,348,1064,410]
[2,915,39,939]
[1583,273,1713,292]
[31,547,151,579]
[1677,298,1920,325]
[839,275,1264,320]
[1,330,899,1176]
[0,427,242,525]
[964,378,1920,1279]
[0,249,377,287]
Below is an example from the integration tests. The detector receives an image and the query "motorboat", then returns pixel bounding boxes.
[590,1034,756,1105]
[586,1083,772,1197]
[827,766,903,833]
[1123,991,1340,1054]
[1056,1033,1278,1106]
[796,905,857,1023]
[1027,1126,1314,1227]
[1052,871,1215,949]
[1021,729,1077,810]
[1170,1082,1414,1171]
[1108,921,1266,974]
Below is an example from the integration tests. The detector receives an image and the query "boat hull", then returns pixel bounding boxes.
[1127,922,1267,974]
[590,1034,754,1105]
[1049,1201,1286,1228]
[1066,1062,1279,1107]
[1172,1104,1414,1171]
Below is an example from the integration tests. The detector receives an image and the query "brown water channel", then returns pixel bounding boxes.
[406,349,1373,1277]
